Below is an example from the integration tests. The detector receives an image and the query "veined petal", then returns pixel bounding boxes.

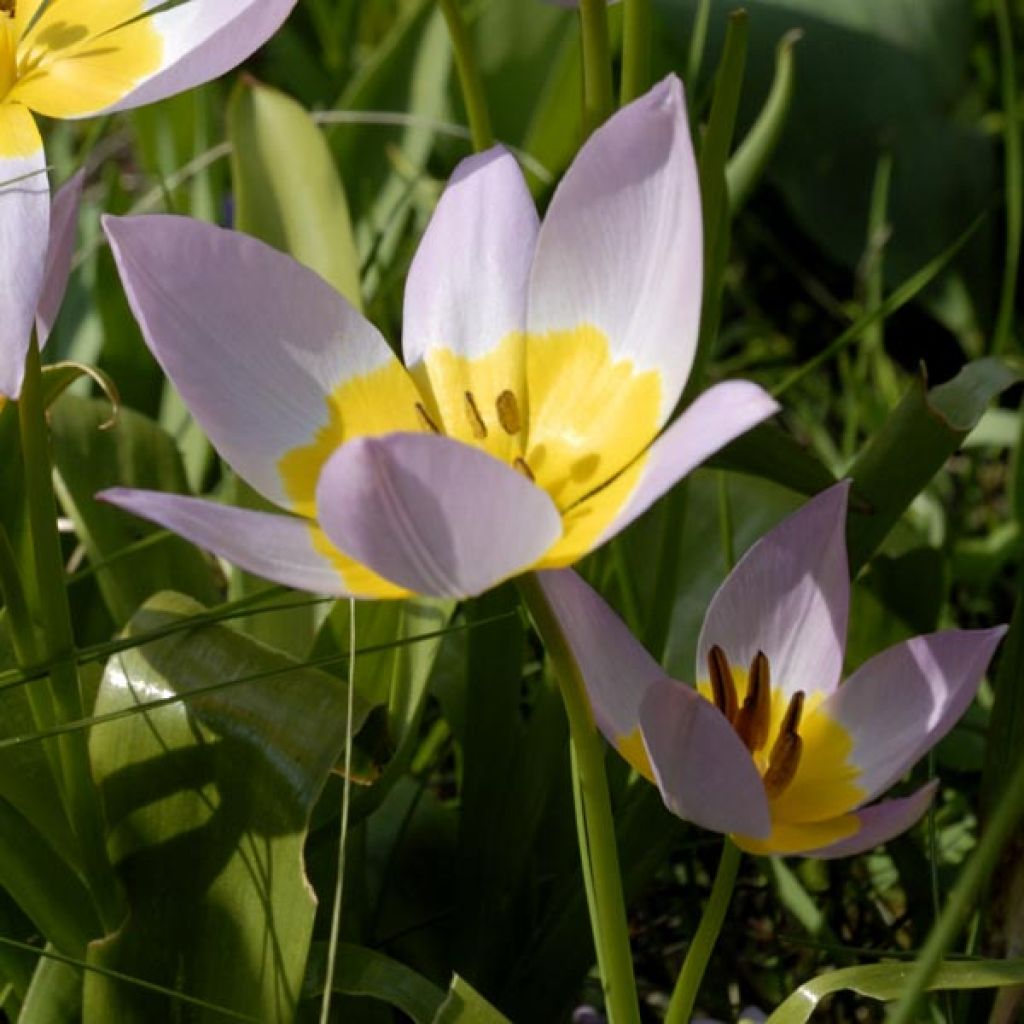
[537,380,778,567]
[403,148,537,460]
[315,433,562,599]
[697,481,851,701]
[821,628,1006,803]
[526,75,701,484]
[801,782,939,860]
[14,0,297,118]
[36,169,84,346]
[103,215,422,512]
[534,569,664,779]
[97,487,406,599]
[0,105,48,399]
[640,678,772,839]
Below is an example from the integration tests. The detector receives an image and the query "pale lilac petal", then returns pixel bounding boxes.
[403,147,537,369]
[103,215,415,508]
[805,782,939,859]
[316,433,562,599]
[640,678,772,838]
[535,569,664,757]
[527,75,701,427]
[588,381,779,550]
[36,170,84,347]
[823,628,1006,802]
[0,110,48,399]
[696,481,850,700]
[97,487,349,596]
[99,0,299,115]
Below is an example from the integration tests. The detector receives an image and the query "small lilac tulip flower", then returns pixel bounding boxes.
[0,0,297,398]
[537,483,1006,857]
[98,76,777,601]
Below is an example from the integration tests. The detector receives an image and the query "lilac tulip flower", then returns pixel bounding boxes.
[98,76,778,601]
[0,0,298,398]
[537,483,1006,857]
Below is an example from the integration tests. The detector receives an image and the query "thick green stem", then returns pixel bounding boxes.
[519,575,641,1024]
[437,0,494,152]
[620,0,652,104]
[665,839,742,1024]
[579,0,615,136]
[18,339,123,934]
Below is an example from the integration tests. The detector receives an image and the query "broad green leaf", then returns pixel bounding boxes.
[84,592,370,1021]
[229,77,363,310]
[432,975,512,1024]
[304,942,446,1023]
[766,958,1024,1024]
[846,358,1022,571]
[48,396,220,626]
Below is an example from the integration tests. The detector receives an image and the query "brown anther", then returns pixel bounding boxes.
[513,457,535,482]
[0,1,14,15]
[707,645,738,723]
[733,651,772,752]
[464,391,487,439]
[763,691,805,797]
[415,402,441,435]
[496,390,521,435]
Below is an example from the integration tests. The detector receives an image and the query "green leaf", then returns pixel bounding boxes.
[84,592,370,1021]
[228,77,363,310]
[766,959,1024,1024]
[20,953,82,1024]
[846,358,1022,571]
[48,396,220,626]
[432,975,512,1024]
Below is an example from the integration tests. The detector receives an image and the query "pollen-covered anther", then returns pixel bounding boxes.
[415,402,442,435]
[496,390,521,435]
[513,457,535,482]
[708,644,738,723]
[733,651,771,752]
[0,1,14,17]
[763,690,805,798]
[464,391,488,439]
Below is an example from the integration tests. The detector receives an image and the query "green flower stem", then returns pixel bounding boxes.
[437,0,494,152]
[18,339,124,933]
[620,0,652,105]
[519,574,641,1024]
[665,838,742,1024]
[579,0,615,136]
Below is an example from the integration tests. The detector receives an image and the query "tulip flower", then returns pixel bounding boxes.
[98,76,777,601]
[0,0,297,398]
[536,483,1006,857]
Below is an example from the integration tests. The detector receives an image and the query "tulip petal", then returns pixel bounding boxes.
[36,170,84,347]
[103,214,422,512]
[0,106,48,399]
[316,433,562,599]
[821,628,1006,803]
[803,782,939,859]
[640,678,772,838]
[696,481,851,700]
[534,569,665,778]
[527,76,701,449]
[98,487,407,599]
[538,380,779,567]
[403,148,537,458]
[14,0,297,118]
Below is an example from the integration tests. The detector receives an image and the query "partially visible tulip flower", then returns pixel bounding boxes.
[537,483,1006,857]
[98,76,778,601]
[0,169,82,413]
[0,0,297,398]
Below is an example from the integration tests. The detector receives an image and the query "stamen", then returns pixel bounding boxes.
[763,691,805,798]
[415,402,441,435]
[707,645,738,722]
[0,1,14,16]
[734,651,771,752]
[496,390,521,435]
[464,391,487,439]
[513,457,535,482]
